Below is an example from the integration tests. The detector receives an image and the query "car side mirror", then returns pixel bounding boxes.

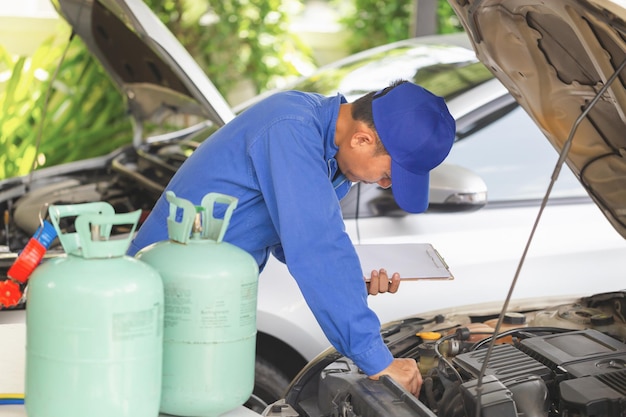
[364,163,488,217]
[341,163,488,218]
[426,163,488,213]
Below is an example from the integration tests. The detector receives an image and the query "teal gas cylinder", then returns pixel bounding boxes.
[25,202,164,417]
[136,191,259,417]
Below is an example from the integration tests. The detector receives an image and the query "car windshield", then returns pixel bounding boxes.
[291,41,494,102]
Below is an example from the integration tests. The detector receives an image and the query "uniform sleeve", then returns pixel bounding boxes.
[270,244,286,264]
[248,120,393,376]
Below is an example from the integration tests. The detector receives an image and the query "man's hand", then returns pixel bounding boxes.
[368,358,422,396]
[365,268,400,295]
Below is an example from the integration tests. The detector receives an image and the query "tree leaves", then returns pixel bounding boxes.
[0,30,131,179]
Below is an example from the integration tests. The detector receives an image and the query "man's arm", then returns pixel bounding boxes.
[249,119,395,376]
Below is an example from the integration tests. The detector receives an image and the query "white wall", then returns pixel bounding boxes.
[0,0,60,55]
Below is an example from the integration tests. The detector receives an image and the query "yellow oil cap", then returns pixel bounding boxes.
[416,331,442,340]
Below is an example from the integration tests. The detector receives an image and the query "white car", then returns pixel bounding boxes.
[250,26,626,410]
[263,0,626,416]
[0,0,624,413]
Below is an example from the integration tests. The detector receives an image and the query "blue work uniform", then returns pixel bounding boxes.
[128,91,394,376]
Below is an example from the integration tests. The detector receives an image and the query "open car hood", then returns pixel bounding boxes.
[449,0,626,238]
[52,0,234,132]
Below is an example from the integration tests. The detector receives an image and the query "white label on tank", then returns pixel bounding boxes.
[112,304,161,341]
[200,297,229,329]
[239,281,257,327]
[164,283,192,328]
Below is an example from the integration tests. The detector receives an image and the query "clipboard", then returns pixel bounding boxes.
[356,243,453,281]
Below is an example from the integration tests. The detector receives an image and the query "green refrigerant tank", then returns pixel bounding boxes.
[25,202,164,417]
[136,191,259,417]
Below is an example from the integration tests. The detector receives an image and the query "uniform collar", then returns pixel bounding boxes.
[323,93,347,159]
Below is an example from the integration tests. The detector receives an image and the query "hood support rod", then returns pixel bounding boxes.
[473,55,626,417]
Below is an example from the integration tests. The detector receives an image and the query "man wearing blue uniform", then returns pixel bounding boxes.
[128,79,455,395]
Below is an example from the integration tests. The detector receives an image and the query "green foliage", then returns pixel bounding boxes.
[334,0,413,53]
[438,1,463,34]
[144,0,313,95]
[37,52,131,168]
[0,30,130,179]
[335,0,463,53]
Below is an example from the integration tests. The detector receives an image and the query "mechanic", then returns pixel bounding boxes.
[128,79,455,396]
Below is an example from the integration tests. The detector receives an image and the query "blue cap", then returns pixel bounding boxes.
[372,82,455,213]
[34,220,57,249]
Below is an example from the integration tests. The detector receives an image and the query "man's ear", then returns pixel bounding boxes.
[351,123,377,148]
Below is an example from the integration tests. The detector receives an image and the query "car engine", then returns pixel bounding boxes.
[0,136,207,295]
[266,291,626,417]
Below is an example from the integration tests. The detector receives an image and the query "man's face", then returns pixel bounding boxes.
[337,142,392,188]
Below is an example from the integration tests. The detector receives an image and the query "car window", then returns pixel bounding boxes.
[448,99,587,203]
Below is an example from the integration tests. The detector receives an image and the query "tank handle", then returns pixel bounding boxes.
[73,210,142,258]
[48,202,115,254]
[200,193,239,243]
[165,191,197,243]
[164,191,238,244]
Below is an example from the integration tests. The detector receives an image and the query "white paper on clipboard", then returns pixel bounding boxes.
[356,243,453,281]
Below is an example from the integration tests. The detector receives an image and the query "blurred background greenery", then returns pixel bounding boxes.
[0,0,461,180]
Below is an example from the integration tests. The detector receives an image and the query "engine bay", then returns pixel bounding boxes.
[267,291,626,417]
[0,137,205,292]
